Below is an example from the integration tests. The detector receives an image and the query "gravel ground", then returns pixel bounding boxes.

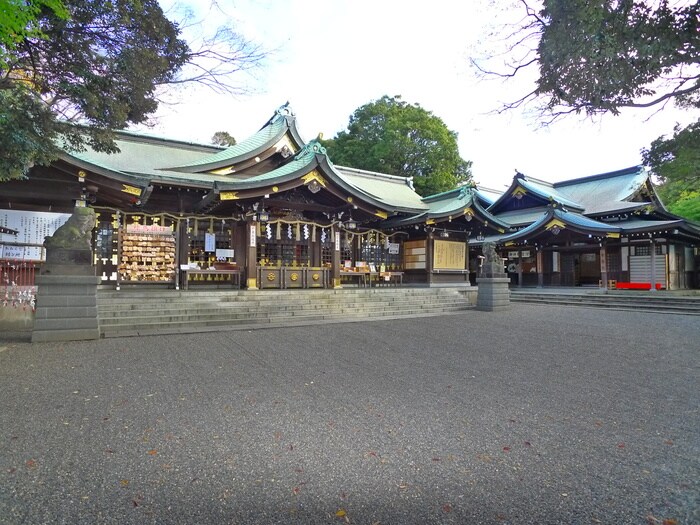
[1,304,698,524]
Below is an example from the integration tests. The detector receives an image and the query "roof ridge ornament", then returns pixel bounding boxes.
[296,139,327,158]
[262,102,294,128]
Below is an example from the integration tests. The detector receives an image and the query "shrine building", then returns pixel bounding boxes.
[1,103,699,291]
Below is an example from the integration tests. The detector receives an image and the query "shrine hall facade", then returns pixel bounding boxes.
[1,103,699,291]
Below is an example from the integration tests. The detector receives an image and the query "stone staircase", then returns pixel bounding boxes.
[510,289,700,315]
[97,287,476,338]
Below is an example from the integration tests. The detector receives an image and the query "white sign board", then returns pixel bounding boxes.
[204,232,216,252]
[388,242,400,255]
[0,209,71,261]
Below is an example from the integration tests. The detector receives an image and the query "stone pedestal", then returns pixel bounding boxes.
[476,276,511,312]
[32,275,101,342]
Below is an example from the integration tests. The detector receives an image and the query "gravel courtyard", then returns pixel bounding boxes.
[1,304,698,524]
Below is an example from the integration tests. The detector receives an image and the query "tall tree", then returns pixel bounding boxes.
[0,0,264,181]
[643,121,700,221]
[211,131,237,147]
[323,95,472,196]
[476,0,700,118]
[476,1,699,219]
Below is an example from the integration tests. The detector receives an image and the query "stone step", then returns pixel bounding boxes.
[98,298,470,322]
[97,296,468,314]
[97,287,476,336]
[100,305,471,337]
[99,305,470,327]
[97,288,462,303]
[510,294,700,314]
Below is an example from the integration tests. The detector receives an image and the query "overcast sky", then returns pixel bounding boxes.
[142,0,699,191]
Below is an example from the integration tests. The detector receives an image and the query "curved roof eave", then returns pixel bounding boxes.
[210,143,418,215]
[59,152,150,189]
[519,179,585,211]
[486,177,524,213]
[164,104,306,173]
[499,208,621,244]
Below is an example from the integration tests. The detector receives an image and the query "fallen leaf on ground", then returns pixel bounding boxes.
[335,508,346,518]
[25,459,37,469]
[120,479,129,486]
[502,446,511,452]
[442,503,452,513]
[662,519,678,525]
[147,449,158,455]
[617,443,625,449]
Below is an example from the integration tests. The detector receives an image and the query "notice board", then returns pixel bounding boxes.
[433,240,466,269]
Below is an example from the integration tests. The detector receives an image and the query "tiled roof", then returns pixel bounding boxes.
[335,166,428,211]
[497,207,620,244]
[519,178,585,210]
[552,166,648,213]
[166,114,289,171]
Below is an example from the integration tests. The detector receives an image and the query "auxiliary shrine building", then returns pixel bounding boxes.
[1,103,699,290]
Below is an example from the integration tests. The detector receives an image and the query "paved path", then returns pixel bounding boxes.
[1,304,698,524]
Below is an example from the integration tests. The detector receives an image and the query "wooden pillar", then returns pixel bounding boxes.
[536,249,544,288]
[426,232,434,285]
[600,243,608,289]
[332,226,341,288]
[650,238,657,292]
[517,249,523,288]
[245,220,258,290]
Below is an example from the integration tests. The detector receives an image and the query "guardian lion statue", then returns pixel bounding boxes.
[480,241,504,276]
[44,207,96,251]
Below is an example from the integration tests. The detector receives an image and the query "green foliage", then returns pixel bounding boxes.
[666,192,700,222]
[0,84,60,179]
[0,0,68,64]
[644,120,700,221]
[0,0,264,182]
[212,131,237,147]
[484,1,700,118]
[323,95,472,196]
[535,1,700,116]
[0,0,190,180]
[486,2,700,221]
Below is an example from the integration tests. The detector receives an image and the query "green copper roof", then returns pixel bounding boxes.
[165,103,301,172]
[66,131,220,182]
[552,166,648,213]
[334,166,428,212]
[168,115,288,171]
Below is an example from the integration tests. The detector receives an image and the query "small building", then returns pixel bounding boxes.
[1,103,699,292]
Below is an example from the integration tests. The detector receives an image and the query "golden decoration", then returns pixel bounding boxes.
[290,273,299,281]
[545,219,566,231]
[220,191,239,200]
[266,272,276,282]
[121,184,141,196]
[312,273,320,281]
[301,170,327,187]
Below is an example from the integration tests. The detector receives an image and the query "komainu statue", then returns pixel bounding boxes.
[480,241,505,276]
[44,207,96,251]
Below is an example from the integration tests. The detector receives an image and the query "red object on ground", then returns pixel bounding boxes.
[615,282,663,290]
